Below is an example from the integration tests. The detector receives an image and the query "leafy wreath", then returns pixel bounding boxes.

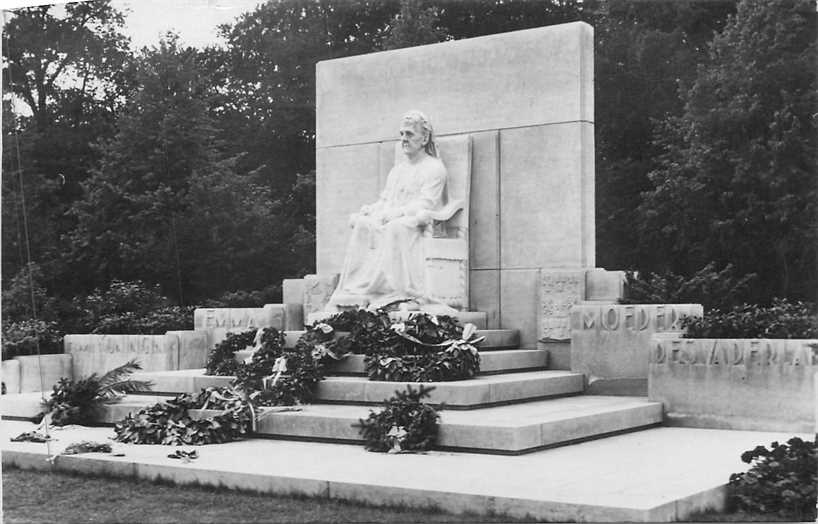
[357,385,440,453]
[114,386,253,445]
[312,308,482,382]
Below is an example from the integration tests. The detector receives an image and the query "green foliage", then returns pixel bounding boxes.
[67,280,193,334]
[728,437,817,520]
[113,387,252,445]
[380,0,447,50]
[639,0,818,301]
[41,359,152,426]
[202,284,282,308]
[320,309,478,382]
[622,263,756,310]
[1,263,57,322]
[365,348,479,382]
[682,299,818,339]
[591,0,735,271]
[357,385,440,453]
[205,330,256,376]
[1,319,63,360]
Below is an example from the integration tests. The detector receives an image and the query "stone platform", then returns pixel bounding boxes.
[2,420,804,522]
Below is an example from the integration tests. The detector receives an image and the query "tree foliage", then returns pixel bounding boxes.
[639,0,817,301]
[2,0,816,335]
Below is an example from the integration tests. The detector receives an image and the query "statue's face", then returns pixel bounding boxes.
[399,121,427,157]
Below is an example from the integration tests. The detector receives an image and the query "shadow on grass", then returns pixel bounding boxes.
[3,465,542,524]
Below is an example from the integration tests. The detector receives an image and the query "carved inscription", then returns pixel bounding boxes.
[540,271,585,341]
[303,274,339,316]
[650,338,818,367]
[572,304,701,333]
[195,306,285,330]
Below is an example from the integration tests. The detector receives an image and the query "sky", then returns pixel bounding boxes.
[1,0,262,49]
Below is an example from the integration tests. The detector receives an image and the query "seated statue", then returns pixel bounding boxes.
[326,110,448,311]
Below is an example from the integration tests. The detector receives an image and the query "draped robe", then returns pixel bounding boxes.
[327,155,447,309]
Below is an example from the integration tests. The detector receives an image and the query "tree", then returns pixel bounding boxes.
[589,0,736,271]
[639,0,817,301]
[380,0,447,50]
[2,1,133,293]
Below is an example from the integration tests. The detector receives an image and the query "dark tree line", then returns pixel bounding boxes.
[2,0,815,329]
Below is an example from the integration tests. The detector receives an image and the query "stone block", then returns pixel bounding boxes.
[539,269,586,342]
[65,334,178,379]
[470,269,500,329]
[2,359,21,394]
[193,305,286,331]
[302,274,339,319]
[283,303,304,330]
[500,122,594,269]
[539,341,571,370]
[316,22,593,147]
[586,269,625,302]
[14,354,73,392]
[282,279,305,304]
[649,337,817,432]
[570,304,703,394]
[469,131,501,269]
[167,331,210,370]
[316,144,381,274]
[500,269,540,348]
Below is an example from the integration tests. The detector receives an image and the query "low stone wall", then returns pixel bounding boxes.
[65,334,180,378]
[569,304,703,394]
[649,337,817,432]
[5,354,73,393]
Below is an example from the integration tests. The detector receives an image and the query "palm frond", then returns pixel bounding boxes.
[97,379,154,402]
[96,359,143,390]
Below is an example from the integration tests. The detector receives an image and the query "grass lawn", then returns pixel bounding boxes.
[2,466,526,523]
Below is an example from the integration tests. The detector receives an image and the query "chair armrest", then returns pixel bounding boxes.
[426,199,464,222]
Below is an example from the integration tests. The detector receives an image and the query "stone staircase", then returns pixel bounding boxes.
[108,321,665,455]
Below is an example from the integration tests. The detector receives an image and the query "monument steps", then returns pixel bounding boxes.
[0,392,661,455]
[230,395,663,454]
[125,369,585,408]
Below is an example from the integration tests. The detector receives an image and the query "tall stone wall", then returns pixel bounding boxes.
[315,22,595,345]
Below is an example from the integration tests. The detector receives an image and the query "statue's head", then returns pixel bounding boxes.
[400,110,437,158]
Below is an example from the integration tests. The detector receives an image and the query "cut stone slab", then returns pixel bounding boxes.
[250,395,661,454]
[316,371,584,408]
[128,369,584,408]
[2,421,805,522]
[327,349,546,376]
[0,392,174,421]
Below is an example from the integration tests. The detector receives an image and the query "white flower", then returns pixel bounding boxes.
[390,322,406,334]
[316,323,334,335]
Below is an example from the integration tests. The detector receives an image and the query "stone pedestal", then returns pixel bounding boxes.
[570,304,703,395]
[650,337,817,432]
[14,354,73,392]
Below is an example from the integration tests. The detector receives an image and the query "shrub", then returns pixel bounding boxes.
[728,437,817,520]
[1,263,58,322]
[90,306,194,334]
[622,263,755,310]
[1,319,63,360]
[683,299,818,338]
[357,385,440,453]
[201,284,282,308]
[69,280,193,334]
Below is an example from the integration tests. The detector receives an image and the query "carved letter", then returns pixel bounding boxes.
[601,307,619,331]
[636,307,650,331]
[731,341,744,365]
[622,306,635,331]
[652,341,667,364]
[655,306,665,331]
[582,309,596,329]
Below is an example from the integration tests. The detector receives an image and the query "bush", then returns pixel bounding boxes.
[728,437,817,520]
[90,306,194,334]
[69,280,193,334]
[201,284,282,308]
[1,263,58,323]
[1,319,63,360]
[357,385,440,453]
[683,299,818,338]
[622,263,755,310]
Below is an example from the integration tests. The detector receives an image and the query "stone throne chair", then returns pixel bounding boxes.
[389,134,472,311]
